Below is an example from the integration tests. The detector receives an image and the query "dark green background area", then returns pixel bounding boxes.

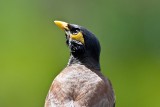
[0,0,160,107]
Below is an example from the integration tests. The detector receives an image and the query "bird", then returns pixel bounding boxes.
[44,20,115,107]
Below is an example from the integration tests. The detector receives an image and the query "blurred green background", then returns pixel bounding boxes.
[0,0,160,107]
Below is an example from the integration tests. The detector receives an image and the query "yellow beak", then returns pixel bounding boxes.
[54,20,85,44]
[54,20,69,30]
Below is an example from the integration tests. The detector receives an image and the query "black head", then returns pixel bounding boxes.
[54,21,101,70]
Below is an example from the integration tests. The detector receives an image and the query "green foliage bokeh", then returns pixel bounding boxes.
[0,0,160,107]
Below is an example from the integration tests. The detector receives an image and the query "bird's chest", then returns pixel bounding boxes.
[55,68,104,100]
[46,65,112,107]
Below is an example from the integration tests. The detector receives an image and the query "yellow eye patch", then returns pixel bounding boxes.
[70,32,84,44]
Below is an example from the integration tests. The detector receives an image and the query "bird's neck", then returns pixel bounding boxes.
[67,54,101,71]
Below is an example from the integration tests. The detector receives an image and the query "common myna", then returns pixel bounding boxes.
[45,21,115,107]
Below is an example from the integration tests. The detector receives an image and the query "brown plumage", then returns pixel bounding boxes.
[45,21,115,107]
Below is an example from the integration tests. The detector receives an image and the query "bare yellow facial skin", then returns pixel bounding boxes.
[54,20,84,44]
[70,32,84,44]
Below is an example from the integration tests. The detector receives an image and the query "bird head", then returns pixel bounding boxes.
[54,20,101,68]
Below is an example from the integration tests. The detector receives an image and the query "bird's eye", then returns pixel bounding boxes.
[72,29,80,35]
